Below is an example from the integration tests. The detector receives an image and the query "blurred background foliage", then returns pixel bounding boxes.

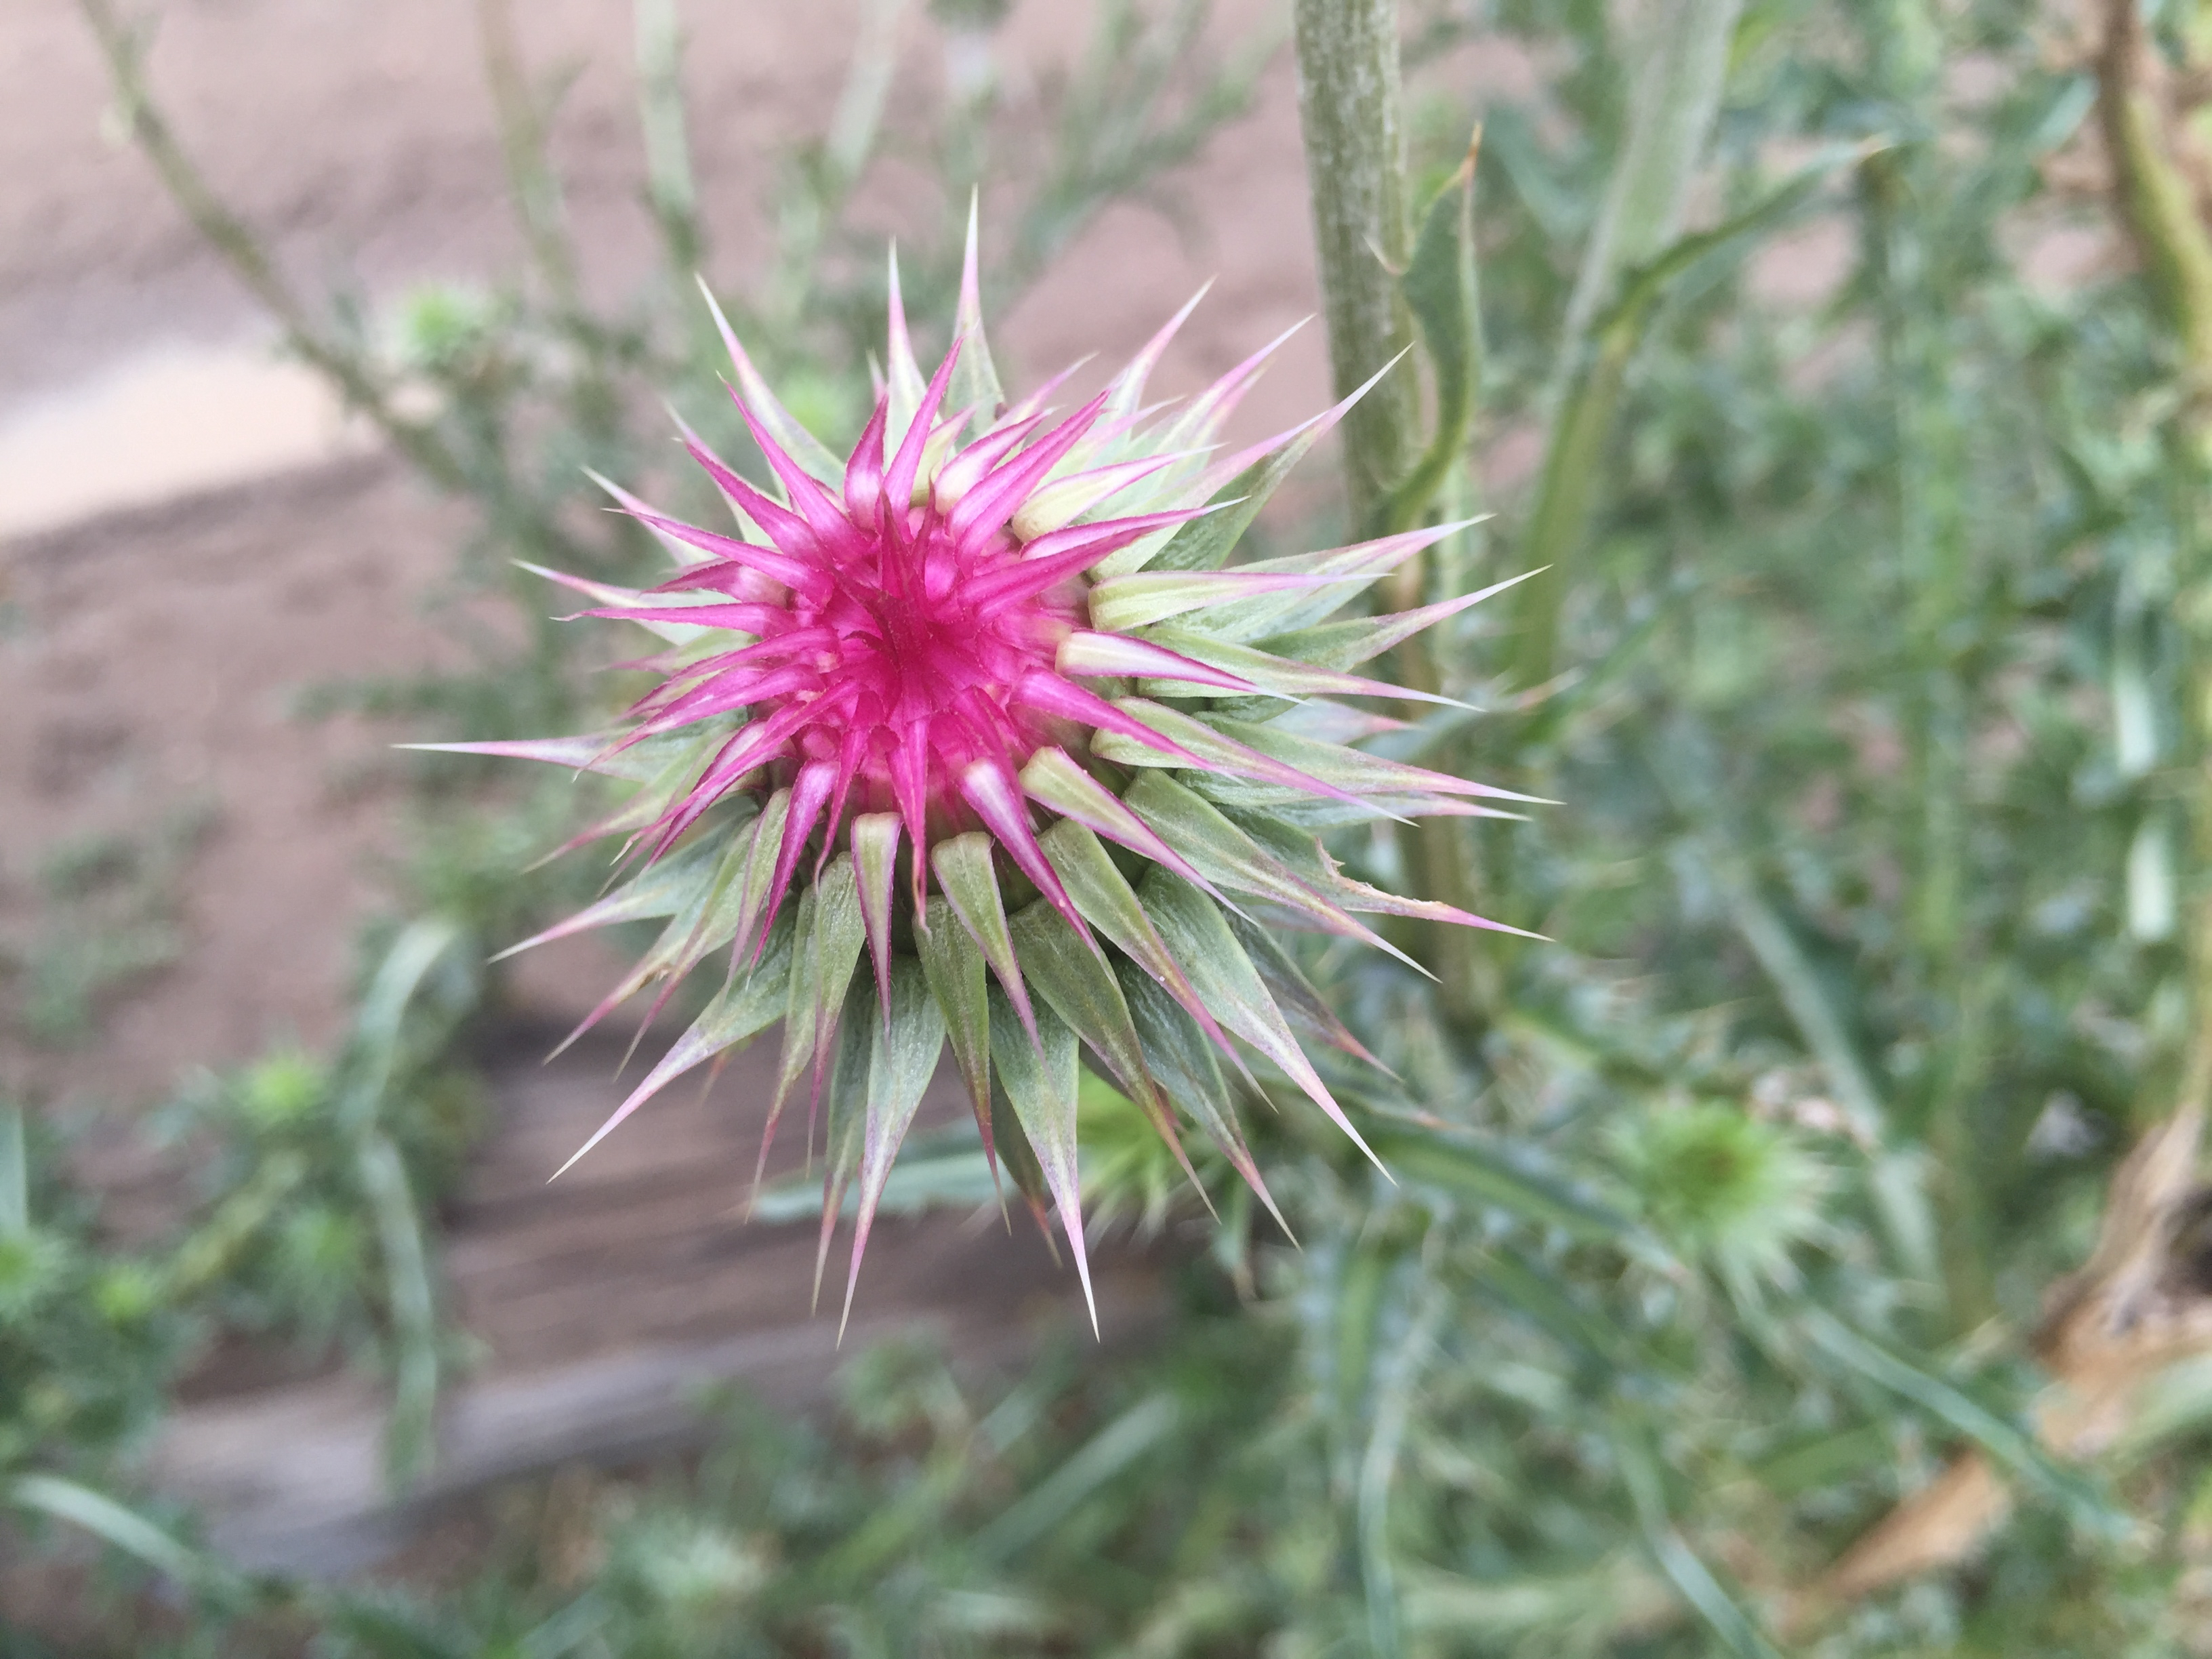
[16,0,2212,1652]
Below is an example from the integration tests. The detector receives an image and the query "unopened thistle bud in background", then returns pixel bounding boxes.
[424,211,1535,1331]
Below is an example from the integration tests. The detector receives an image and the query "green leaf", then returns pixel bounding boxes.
[554,907,798,1184]
[9,1473,226,1594]
[764,859,867,1173]
[931,832,1036,1033]
[950,192,1006,417]
[1801,1310,2111,1527]
[1120,773,1409,962]
[1366,1122,1630,1242]
[356,1128,440,1488]
[1006,884,1197,1198]
[0,1105,24,1239]
[973,1394,1182,1560]
[1222,907,1382,1069]
[841,958,947,1332]
[1135,867,1383,1172]
[1614,1427,1783,1659]
[1380,134,1483,536]
[1469,1248,1627,1372]
[1113,959,1287,1236]
[989,987,1096,1332]
[916,893,998,1185]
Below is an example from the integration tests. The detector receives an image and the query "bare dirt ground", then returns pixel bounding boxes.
[0,0,1347,1113]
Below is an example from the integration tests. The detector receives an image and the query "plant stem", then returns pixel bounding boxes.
[634,0,705,278]
[1509,0,1743,691]
[1292,0,1417,532]
[77,0,464,493]
[1292,0,1492,1019]
[2099,0,2212,1128]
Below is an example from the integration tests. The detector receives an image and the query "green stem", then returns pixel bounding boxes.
[1508,0,1743,691]
[1291,0,1417,532]
[634,0,705,278]
[478,0,620,443]
[1292,0,1493,1018]
[77,0,464,493]
[2097,0,2212,1136]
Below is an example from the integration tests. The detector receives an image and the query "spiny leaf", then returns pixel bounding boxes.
[851,813,902,1022]
[1380,131,1483,537]
[762,858,867,1177]
[989,987,1097,1333]
[1087,567,1354,634]
[1222,908,1387,1070]
[1038,818,1233,1059]
[727,787,793,958]
[1176,523,1477,642]
[932,832,1036,1037]
[1201,712,1547,806]
[813,989,875,1312]
[1256,567,1540,672]
[1007,886,1202,1202]
[1135,867,1386,1174]
[950,191,1006,417]
[1231,819,1545,941]
[1133,627,1469,710]
[884,245,930,455]
[1113,958,1289,1239]
[991,1072,1056,1246]
[1121,773,1414,966]
[555,908,797,1181]
[491,836,722,961]
[916,893,998,1191]
[547,811,771,1059]
[695,274,846,486]
[842,958,948,1334]
[1092,350,1406,580]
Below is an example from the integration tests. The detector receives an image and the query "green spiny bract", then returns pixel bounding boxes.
[426,213,1536,1330]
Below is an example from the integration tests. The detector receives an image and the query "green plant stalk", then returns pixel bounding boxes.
[1509,0,1743,691]
[1862,119,1990,1328]
[1291,0,1490,1015]
[478,0,620,445]
[2100,0,2212,415]
[76,0,463,493]
[1291,0,1417,532]
[1509,322,1633,693]
[634,0,705,278]
[2099,0,2212,1138]
[81,0,619,720]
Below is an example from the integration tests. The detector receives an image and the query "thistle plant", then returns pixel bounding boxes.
[431,214,1532,1329]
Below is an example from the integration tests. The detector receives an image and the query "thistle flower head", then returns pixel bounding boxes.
[431,211,1538,1332]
